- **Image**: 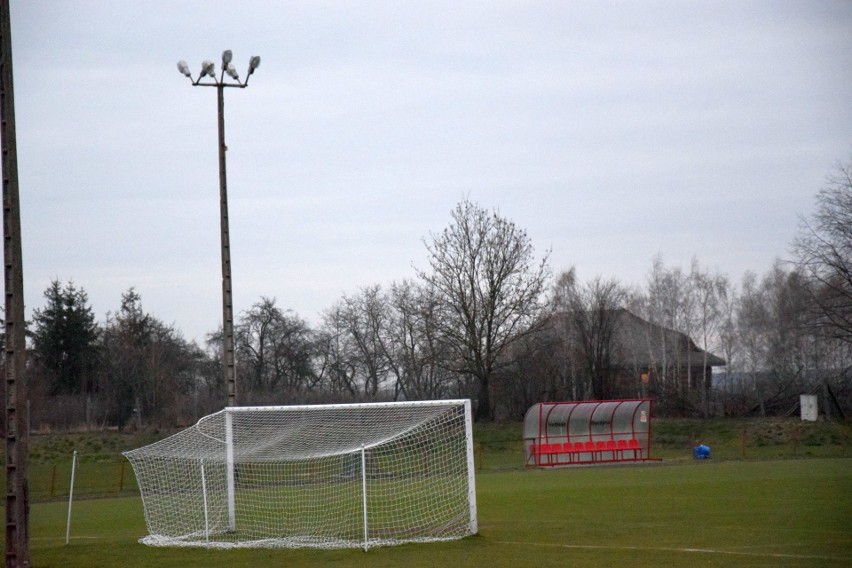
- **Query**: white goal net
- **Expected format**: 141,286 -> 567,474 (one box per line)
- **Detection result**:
123,400 -> 477,550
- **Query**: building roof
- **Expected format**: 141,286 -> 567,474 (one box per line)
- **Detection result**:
546,308 -> 727,368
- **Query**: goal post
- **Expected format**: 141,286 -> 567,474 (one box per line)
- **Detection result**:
224,410 -> 235,532
463,399 -> 478,535
124,400 -> 478,550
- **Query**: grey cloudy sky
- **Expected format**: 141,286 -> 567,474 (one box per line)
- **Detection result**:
9,1 -> 852,342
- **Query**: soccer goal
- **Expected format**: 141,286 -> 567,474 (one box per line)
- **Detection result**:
123,400 -> 478,550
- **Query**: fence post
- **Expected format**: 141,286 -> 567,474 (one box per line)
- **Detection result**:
50,464 -> 57,498
791,425 -> 799,457
118,461 -> 126,492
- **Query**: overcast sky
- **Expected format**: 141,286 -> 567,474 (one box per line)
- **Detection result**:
9,1 -> 852,343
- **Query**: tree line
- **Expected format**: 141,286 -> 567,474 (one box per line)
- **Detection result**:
10,159 -> 852,428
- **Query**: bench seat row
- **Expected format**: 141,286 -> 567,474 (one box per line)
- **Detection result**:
529,438 -> 644,466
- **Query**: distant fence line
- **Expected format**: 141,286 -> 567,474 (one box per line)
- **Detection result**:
31,453 -> 137,502
24,422 -> 852,502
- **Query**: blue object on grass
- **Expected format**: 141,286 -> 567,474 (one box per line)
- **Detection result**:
693,444 -> 710,459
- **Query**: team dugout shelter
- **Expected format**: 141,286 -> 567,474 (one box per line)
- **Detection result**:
524,399 -> 653,467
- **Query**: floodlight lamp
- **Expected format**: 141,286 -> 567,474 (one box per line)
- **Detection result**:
201,60 -> 216,78
225,63 -> 239,81
222,50 -> 233,65
177,60 -> 192,78
248,55 -> 261,75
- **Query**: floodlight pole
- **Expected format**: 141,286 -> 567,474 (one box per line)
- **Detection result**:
215,80 -> 237,408
178,51 -> 260,407
1,1 -> 29,566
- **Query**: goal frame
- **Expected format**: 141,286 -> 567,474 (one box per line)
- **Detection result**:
127,399 -> 478,550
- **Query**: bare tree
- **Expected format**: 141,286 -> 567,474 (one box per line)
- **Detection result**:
737,264 -> 816,416
716,280 -> 741,415
793,157 -> 852,344
418,199 -> 550,421
99,289 -> 198,429
386,280 -> 455,400
236,297 -> 317,401
551,269 -> 626,400
641,257 -> 689,401
315,306 -> 359,399
236,297 -> 280,393
317,287 -> 392,400
633,257 -> 731,414
548,269 -> 584,400
689,260 -> 730,416
341,286 -> 392,399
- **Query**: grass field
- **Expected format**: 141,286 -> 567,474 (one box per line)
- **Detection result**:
21,457 -> 851,567
8,419 -> 852,567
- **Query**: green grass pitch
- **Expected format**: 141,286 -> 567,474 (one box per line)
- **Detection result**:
21,457 -> 851,568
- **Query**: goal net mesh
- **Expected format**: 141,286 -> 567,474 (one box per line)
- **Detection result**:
123,400 -> 476,550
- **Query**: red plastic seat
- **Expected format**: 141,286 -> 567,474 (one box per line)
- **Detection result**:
535,443 -> 547,464
605,440 -> 617,461
564,442 -> 580,462
542,443 -> 558,464
617,439 -> 628,460
583,440 -> 596,462
595,441 -> 607,461
628,438 -> 643,459
553,444 -> 565,463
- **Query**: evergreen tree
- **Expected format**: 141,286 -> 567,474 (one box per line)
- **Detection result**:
31,280 -> 100,395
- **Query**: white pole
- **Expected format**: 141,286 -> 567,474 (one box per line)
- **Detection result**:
463,400 -> 478,535
225,409 -> 236,531
360,446 -> 368,552
200,459 -> 210,544
65,450 -> 78,545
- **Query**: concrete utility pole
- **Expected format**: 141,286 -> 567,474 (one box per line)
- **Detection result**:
177,51 -> 260,407
0,0 -> 29,565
